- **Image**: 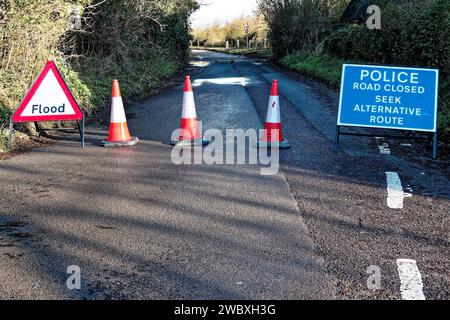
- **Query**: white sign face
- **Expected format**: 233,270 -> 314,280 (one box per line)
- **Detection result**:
12,61 -> 83,123
19,68 -> 77,117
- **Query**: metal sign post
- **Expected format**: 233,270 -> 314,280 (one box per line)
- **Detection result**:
77,117 -> 85,148
433,132 -> 438,159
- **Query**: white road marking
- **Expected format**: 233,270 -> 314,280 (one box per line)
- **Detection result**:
386,172 -> 412,209
379,144 -> 391,155
397,259 -> 426,300
376,137 -> 391,155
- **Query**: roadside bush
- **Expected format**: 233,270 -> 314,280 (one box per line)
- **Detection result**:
74,0 -> 197,65
323,0 -> 450,71
323,26 -> 392,63
193,15 -> 268,48
0,0 -> 85,124
323,0 -> 450,138
258,0 -> 348,58
439,77 -> 450,138
0,106 -> 12,149
0,0 -> 198,149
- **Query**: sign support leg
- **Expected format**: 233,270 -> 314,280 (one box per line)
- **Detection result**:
335,126 -> 341,148
77,118 -> 85,148
82,117 -> 85,148
34,122 -> 40,137
433,132 -> 438,160
7,118 -> 14,150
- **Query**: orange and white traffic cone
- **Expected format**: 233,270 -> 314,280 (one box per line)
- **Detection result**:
103,80 -> 139,147
257,80 -> 290,149
171,76 -> 209,146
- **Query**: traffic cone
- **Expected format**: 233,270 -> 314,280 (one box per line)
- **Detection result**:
257,80 -> 290,149
103,80 -> 139,147
171,76 -> 209,146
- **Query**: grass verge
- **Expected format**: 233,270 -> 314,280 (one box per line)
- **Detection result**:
280,52 -> 344,88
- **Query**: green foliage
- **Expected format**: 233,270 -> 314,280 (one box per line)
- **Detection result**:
258,0 -> 348,58
322,0 -> 450,138
324,0 -> 450,70
265,0 -> 450,140
439,77 -> 450,138
75,0 -> 198,65
323,26 -> 388,62
72,54 -> 177,119
0,107 -> 12,150
204,47 -> 273,59
0,0 -> 85,128
193,15 -> 268,48
281,52 -> 344,87
0,0 -> 197,146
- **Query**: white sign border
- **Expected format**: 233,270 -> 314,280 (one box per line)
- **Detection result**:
337,64 -> 440,133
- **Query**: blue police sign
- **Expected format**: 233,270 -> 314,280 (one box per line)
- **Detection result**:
338,64 -> 439,132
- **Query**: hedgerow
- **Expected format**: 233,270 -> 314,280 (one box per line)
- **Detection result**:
323,0 -> 450,138
0,0 -> 198,149
261,0 -> 450,140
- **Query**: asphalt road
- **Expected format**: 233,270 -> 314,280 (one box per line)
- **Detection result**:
0,50 -> 448,300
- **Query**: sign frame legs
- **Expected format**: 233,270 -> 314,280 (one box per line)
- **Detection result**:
433,99 -> 440,160
77,117 -> 85,148
335,125 -> 438,160
433,132 -> 438,160
7,118 -> 13,150
8,118 -> 85,150
335,125 -> 341,148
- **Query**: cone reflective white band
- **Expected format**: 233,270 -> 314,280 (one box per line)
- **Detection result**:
110,97 -> 127,123
104,79 -> 138,146
266,95 -> 281,123
172,75 -> 208,144
182,92 -> 197,119
258,79 -> 289,147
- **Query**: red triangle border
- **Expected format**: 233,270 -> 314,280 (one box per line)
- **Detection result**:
12,61 -> 84,123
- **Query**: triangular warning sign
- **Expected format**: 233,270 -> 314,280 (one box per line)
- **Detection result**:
12,61 -> 83,123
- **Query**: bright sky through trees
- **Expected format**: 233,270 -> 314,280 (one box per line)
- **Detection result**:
191,0 -> 258,28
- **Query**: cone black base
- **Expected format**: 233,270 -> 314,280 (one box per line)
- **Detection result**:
103,137 -> 139,148
256,139 -> 290,149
